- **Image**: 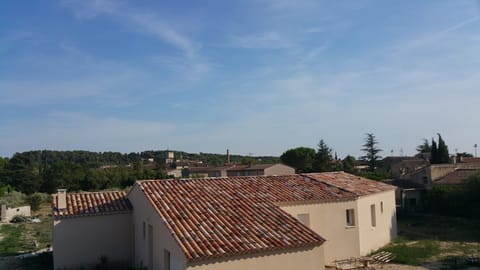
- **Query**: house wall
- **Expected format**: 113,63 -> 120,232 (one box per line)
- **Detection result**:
1,205 -> 31,222
188,245 -> 324,270
356,190 -> 397,255
400,189 -> 423,211
265,164 -> 295,175
280,200 -> 360,263
53,213 -> 132,270
128,186 -> 187,270
227,170 -> 262,176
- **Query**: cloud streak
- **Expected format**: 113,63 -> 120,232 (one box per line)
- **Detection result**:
62,0 -> 199,58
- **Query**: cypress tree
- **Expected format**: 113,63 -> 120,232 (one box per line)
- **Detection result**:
431,138 -> 438,164
437,133 -> 450,164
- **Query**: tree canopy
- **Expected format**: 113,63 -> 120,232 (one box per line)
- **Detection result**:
360,133 -> 382,171
0,150 -> 279,194
416,138 -> 431,154
430,134 -> 450,164
313,140 -> 334,172
280,147 -> 316,173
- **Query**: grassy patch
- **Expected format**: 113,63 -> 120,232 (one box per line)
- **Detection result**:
379,214 -> 480,267
397,214 -> 480,242
380,239 -> 440,265
0,203 -> 52,256
0,224 -> 28,255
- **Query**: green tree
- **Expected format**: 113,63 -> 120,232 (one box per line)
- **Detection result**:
4,154 -> 42,194
342,155 -> 356,173
431,138 -> 438,163
437,134 -> 450,164
280,147 -> 316,173
313,140 -> 333,172
25,193 -> 43,212
430,134 -> 450,164
416,138 -> 431,154
360,133 -> 382,171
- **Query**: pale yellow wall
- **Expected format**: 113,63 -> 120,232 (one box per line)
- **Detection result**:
188,245 -> 324,270
280,200 -> 360,263
265,164 -> 295,175
53,213 -> 132,269
128,186 -> 187,270
356,190 -> 397,255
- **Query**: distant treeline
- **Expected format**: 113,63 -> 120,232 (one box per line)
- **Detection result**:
0,150 -> 279,194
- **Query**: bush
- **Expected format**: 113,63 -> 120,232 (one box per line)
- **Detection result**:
25,193 -> 43,212
0,191 -> 26,208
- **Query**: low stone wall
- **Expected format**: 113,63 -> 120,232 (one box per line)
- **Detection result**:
1,205 -> 31,222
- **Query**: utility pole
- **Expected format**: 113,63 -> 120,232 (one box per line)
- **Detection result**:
475,144 -> 478,158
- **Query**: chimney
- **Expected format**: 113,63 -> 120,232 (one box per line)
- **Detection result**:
227,149 -> 231,165
57,189 -> 67,210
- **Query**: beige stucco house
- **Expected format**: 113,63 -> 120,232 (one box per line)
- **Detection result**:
52,172 -> 396,270
182,163 -> 295,178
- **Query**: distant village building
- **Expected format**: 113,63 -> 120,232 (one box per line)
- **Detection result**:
183,163 -> 295,178
52,172 -> 397,270
386,155 -> 480,211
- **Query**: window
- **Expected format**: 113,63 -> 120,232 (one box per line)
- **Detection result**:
297,213 -> 310,227
346,209 -> 355,226
380,201 -> 384,213
370,204 -> 376,227
164,249 -> 171,270
143,221 -> 146,240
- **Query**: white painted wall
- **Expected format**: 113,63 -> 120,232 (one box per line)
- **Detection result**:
53,213 -> 132,270
128,185 -> 187,270
356,190 -> 397,255
280,200 -> 360,263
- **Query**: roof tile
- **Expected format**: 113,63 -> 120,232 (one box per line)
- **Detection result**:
304,172 -> 396,196
137,175 -> 356,262
52,191 -> 132,218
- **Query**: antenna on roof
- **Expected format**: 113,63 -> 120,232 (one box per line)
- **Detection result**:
226,149 -> 231,165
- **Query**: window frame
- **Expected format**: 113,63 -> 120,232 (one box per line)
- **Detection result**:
346,209 -> 355,227
370,204 -> 377,227
164,249 -> 171,270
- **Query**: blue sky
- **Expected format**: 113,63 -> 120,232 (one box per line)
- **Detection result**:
1,0 -> 480,158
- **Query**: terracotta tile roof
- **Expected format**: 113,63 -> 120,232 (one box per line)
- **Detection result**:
304,172 -> 396,196
52,191 -> 132,218
459,157 -> 480,164
137,175 -> 356,262
434,169 -> 480,185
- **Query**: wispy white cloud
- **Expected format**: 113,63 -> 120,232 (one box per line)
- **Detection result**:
230,32 -> 295,49
394,15 -> 480,53
61,0 -> 199,58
